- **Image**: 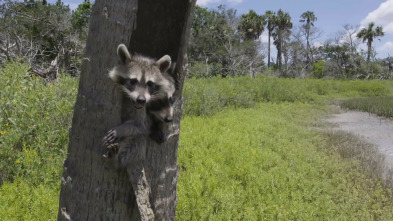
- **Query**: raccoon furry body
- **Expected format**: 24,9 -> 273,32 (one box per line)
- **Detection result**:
103,44 -> 175,164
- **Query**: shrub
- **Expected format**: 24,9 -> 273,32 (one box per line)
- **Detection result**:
0,62 -> 77,185
0,178 -> 58,220
312,60 -> 325,79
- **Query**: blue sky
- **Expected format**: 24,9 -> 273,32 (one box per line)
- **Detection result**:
54,0 -> 393,58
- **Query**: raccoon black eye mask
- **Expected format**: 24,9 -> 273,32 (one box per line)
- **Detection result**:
108,44 -> 173,108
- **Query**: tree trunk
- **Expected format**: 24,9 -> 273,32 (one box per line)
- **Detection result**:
367,39 -> 372,62
57,0 -> 196,220
277,31 -> 282,70
306,28 -> 310,64
267,30 -> 271,68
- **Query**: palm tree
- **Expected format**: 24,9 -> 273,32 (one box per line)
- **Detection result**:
299,11 -> 317,64
356,22 -> 384,61
238,10 -> 266,41
264,10 -> 276,68
273,9 -> 292,70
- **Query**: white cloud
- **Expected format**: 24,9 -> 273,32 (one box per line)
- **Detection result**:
361,0 -> 393,34
379,41 -> 393,52
259,32 -> 269,44
228,0 -> 243,4
197,0 -> 220,6
385,23 -> 393,34
258,32 -> 277,63
196,0 -> 244,6
358,42 -> 368,52
313,41 -> 323,48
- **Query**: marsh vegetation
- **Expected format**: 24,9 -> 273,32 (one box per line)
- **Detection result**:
1,62 -> 393,219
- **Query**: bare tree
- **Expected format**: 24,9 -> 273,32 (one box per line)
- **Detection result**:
286,26 -> 306,77
341,24 -> 360,55
0,0 -> 89,79
57,0 -> 196,220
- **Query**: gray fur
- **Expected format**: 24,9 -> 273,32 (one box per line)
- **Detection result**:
103,44 -> 176,164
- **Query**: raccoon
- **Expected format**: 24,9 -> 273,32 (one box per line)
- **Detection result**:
103,78 -> 176,159
146,88 -> 176,143
103,44 -> 173,148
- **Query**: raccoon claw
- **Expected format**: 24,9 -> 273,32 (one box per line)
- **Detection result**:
150,130 -> 167,144
103,143 -> 120,158
103,129 -> 118,146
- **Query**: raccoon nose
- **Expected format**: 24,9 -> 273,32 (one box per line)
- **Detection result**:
164,116 -> 173,123
136,96 -> 146,104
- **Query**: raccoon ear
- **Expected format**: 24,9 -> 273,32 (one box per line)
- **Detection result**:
117,44 -> 132,64
156,55 -> 171,72
108,67 -> 120,83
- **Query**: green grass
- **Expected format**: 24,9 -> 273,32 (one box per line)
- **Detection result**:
177,103 -> 393,220
341,96 -> 393,118
183,76 -> 392,116
1,62 -> 393,220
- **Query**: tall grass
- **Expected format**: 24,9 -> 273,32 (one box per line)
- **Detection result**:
183,76 -> 392,116
341,96 -> 393,118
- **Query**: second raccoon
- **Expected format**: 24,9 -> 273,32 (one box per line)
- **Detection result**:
147,90 -> 176,144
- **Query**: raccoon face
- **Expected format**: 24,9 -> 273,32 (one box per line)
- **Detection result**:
146,68 -> 176,123
118,77 -> 149,109
144,55 -> 174,98
108,44 -> 172,109
147,95 -> 176,123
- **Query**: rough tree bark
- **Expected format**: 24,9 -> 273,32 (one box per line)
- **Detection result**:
57,0 -> 196,220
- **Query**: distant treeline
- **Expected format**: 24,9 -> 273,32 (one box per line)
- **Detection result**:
188,6 -> 393,79
1,1 -> 392,80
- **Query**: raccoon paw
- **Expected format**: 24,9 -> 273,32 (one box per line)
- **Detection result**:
103,129 -> 118,146
150,129 -> 167,144
103,143 -> 120,159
